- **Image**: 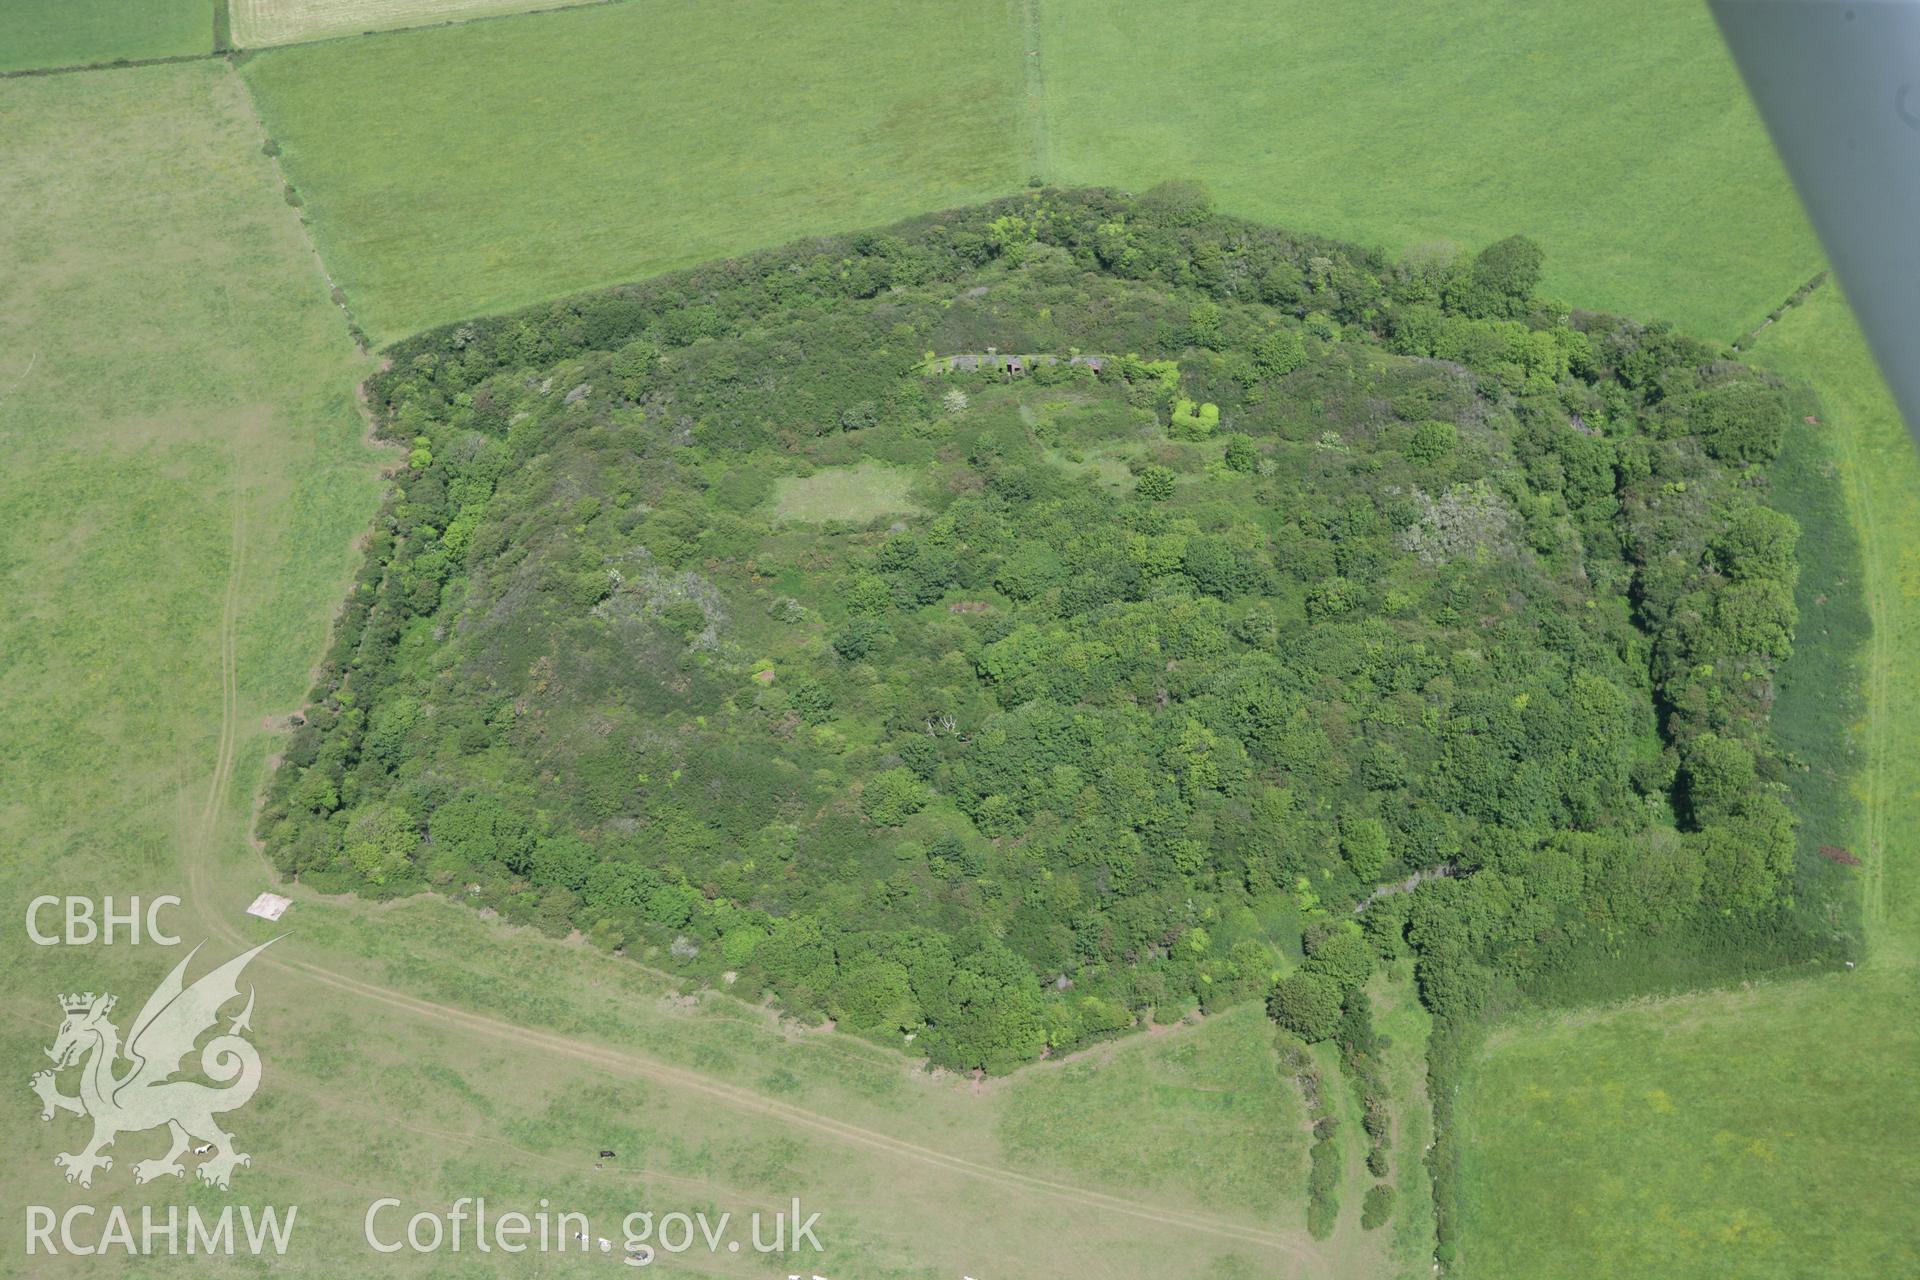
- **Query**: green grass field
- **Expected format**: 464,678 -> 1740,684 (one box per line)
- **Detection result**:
0,55 -> 373,1270
1038,0 -> 1819,342
0,0 -> 214,74
1456,968 -> 1920,1277
240,0 -> 1029,342
238,0 -> 1821,348
1754,290 -> 1920,959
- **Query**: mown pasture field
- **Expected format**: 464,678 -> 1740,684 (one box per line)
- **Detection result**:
240,0 -> 1029,342
998,1004 -> 1308,1219
237,0 -> 1821,347
0,0 -> 213,73
231,0 -> 599,49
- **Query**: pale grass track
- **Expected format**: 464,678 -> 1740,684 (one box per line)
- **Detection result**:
196,479 -> 245,842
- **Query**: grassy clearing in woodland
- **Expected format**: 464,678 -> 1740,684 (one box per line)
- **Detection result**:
0,0 -> 214,73
768,461 -> 924,526
240,0 -> 1028,342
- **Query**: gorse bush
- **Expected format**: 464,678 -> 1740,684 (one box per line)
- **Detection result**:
1361,1182 -> 1396,1231
258,186 -> 1827,1075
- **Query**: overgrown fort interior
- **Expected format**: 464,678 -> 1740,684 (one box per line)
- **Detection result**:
4,3 -> 1915,1279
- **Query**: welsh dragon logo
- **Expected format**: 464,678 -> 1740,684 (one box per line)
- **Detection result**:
30,939 -> 277,1190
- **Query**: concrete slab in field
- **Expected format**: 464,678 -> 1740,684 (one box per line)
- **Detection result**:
245,892 -> 292,922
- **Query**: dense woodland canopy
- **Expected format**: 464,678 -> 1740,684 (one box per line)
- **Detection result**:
260,186 -> 1827,1079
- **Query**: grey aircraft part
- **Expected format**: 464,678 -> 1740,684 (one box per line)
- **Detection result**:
1711,0 -> 1920,442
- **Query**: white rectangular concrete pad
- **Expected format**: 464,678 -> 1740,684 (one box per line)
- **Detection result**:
245,892 -> 292,922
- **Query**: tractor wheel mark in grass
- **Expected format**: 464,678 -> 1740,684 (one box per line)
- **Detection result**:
195,484 -> 245,842
1018,0 -> 1052,183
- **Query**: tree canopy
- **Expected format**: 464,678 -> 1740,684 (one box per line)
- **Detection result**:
257,187 -> 1825,1073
